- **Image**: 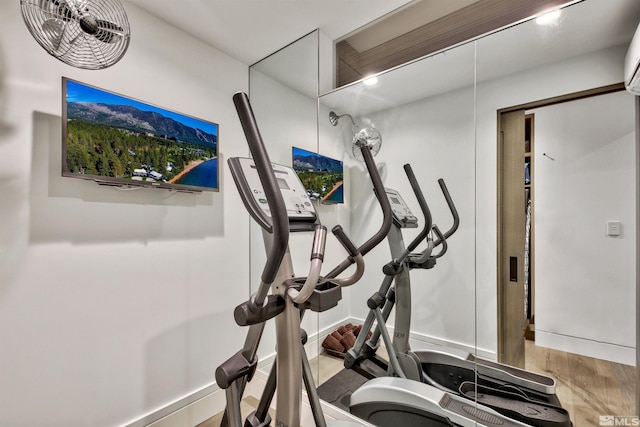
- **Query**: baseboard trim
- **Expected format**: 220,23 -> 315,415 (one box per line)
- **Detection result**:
123,318 -> 351,427
409,329 -> 497,361
141,358 -> 366,427
347,316 -> 495,361
536,329 -> 636,366
123,316 -> 486,427
121,382 -> 222,427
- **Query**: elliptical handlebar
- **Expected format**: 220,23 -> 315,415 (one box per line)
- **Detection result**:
431,225 -> 448,259
325,144 -> 393,280
233,92 -> 289,296
389,173 -> 458,271
403,164 -> 433,254
332,225 -> 359,257
384,164 -> 434,272
288,225 -> 327,304
325,225 -> 365,287
357,145 -> 393,257
433,178 -> 459,248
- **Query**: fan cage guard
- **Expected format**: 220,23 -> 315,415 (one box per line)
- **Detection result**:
20,0 -> 131,70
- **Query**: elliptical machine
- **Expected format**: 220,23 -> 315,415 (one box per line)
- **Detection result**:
345,164 -> 572,427
215,92 -> 394,427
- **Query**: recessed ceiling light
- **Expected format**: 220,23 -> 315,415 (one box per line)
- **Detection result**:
536,9 -> 561,25
363,76 -> 378,86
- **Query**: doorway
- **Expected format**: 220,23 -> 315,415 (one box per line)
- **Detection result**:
497,83 -> 637,421
497,82 -> 633,367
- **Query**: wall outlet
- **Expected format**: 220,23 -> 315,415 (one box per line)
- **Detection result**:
607,220 -> 622,237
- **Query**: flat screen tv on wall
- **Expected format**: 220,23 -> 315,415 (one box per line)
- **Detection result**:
292,146 -> 344,204
62,77 -> 219,192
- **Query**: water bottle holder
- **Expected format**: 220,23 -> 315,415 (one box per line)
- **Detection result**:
286,278 -> 342,312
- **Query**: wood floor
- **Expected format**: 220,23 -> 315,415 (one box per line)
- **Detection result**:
196,395 -> 263,427
196,355 -> 345,427
524,340 -> 636,426
198,342 -> 636,426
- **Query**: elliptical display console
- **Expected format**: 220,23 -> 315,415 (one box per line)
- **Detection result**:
386,188 -> 418,229
229,157 -> 317,232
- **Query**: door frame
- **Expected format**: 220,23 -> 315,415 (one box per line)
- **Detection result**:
496,82 -> 626,364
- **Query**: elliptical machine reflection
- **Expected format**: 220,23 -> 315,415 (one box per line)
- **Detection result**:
345,164 -> 572,427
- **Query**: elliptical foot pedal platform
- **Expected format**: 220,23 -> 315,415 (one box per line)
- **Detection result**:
458,382 -> 572,427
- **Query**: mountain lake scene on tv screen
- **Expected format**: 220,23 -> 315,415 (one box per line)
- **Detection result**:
64,80 -> 218,190
292,147 -> 343,203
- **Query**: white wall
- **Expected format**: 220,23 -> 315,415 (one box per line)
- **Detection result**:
532,91 -> 636,365
0,2 -> 251,426
343,63 -> 479,354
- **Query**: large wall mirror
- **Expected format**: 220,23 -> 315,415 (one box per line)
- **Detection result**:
248,31 -> 324,379
248,30 -> 355,391
474,0 -> 638,422
316,35 -> 478,413
248,0 -> 639,424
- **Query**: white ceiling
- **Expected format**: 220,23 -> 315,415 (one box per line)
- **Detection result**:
123,0 -> 640,115
124,0 -> 416,65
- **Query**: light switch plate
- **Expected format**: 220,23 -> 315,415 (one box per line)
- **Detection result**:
607,220 -> 622,236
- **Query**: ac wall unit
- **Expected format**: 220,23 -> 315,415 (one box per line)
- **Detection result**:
625,22 -> 640,95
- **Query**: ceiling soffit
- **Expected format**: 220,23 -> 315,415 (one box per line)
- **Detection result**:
336,0 -> 575,87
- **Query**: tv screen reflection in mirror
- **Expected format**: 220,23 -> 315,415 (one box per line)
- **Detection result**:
292,146 -> 344,204
62,77 -> 219,192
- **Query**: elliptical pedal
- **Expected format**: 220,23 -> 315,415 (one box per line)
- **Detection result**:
459,382 -> 572,427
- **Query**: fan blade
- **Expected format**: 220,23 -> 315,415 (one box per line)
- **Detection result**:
42,18 -> 66,50
94,20 -> 124,44
38,0 -> 75,21
86,36 -> 109,67
60,0 -> 79,15
57,31 -> 82,59
73,0 -> 96,21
